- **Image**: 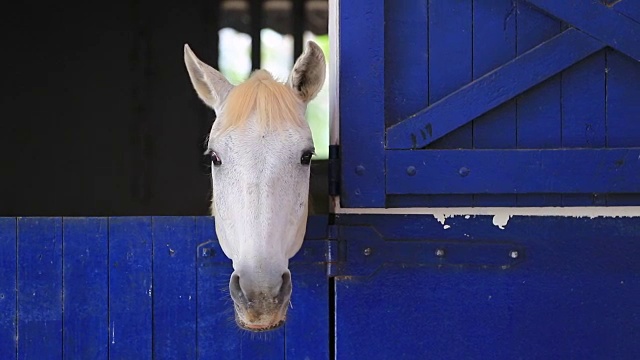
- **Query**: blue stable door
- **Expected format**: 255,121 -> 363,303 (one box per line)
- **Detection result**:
334,1 -> 640,359
339,0 -> 640,208
0,216 -> 331,360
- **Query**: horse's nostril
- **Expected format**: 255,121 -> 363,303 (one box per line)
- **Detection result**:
278,271 -> 292,300
229,273 -> 245,303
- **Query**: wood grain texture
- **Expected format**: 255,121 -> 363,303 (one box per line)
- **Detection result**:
152,217 -> 197,360
472,0 -> 518,206
387,29 -> 604,150
339,0 -> 386,207
62,218 -> 108,359
527,0 -> 640,61
387,149 -> 640,195
108,217 -> 152,360
17,218 -> 62,360
0,218 -> 16,360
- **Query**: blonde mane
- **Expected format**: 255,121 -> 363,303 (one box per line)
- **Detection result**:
218,70 -> 304,133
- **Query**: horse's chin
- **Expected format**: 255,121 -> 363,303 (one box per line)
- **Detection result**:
236,317 -> 285,332
233,302 -> 289,332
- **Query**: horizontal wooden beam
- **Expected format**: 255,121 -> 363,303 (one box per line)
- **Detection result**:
386,29 -> 604,150
527,0 -> 640,61
386,148 -> 640,194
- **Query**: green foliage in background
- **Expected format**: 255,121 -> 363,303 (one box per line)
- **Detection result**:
219,30 -> 330,159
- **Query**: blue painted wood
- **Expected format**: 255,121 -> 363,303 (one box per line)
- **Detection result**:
341,226 -> 525,277
386,149 -> 640,194
287,218 -> 330,358
527,0 -> 640,61
427,0 -> 472,150
386,29 -> 604,150
339,0 -> 385,207
341,1 -> 639,207
384,0 -> 428,127
472,0 -> 517,207
108,217 -> 152,360
17,218 -> 62,360
614,1 -> 640,23
515,2 -> 563,206
606,49 -> 640,206
561,52 -> 606,206
195,217 -> 239,357
152,217 -> 197,360
0,218 -> 16,360
335,215 -> 640,359
424,0 -> 474,207
62,218 -> 108,359
286,242 -> 330,359
0,217 -> 330,359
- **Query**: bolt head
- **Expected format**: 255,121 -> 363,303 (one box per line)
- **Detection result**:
363,247 -> 372,256
435,248 -> 446,257
509,250 -> 519,259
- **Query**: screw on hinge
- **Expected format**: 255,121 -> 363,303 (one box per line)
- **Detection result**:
363,247 -> 373,256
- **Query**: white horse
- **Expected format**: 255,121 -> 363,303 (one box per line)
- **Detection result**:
184,41 -> 326,332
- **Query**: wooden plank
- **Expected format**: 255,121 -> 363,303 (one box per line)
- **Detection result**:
561,52 -> 606,205
108,217 -> 152,360
152,217 -> 197,360
386,29 -> 604,150
0,218 -> 16,360
613,1 -> 640,23
17,218 -> 62,360
285,217 -> 330,358
516,2 -> 563,206
62,218 -> 108,359
284,263 -> 329,359
339,0 -> 386,207
472,0 -> 517,206
195,217 -> 233,356
527,0 -> 640,61
423,0 -> 474,207
384,0 -> 428,126
334,215 -> 640,359
606,50 -> 640,205
386,149 -> 640,195
428,0 -> 472,149
195,217 -> 239,358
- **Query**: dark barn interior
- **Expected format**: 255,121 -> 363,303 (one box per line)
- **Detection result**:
0,0 -> 329,216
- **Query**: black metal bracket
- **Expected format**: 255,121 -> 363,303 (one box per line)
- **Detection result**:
328,145 -> 341,197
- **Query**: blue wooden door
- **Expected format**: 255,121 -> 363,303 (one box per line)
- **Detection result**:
334,0 -> 640,358
339,0 -> 640,208
333,215 -> 640,359
0,216 -> 330,359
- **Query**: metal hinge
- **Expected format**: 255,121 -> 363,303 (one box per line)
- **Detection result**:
328,145 -> 340,197
325,215 -> 343,277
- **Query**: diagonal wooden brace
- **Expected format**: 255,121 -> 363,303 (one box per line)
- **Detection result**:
386,29 -> 604,150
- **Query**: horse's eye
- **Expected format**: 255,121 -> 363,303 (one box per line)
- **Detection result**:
209,151 -> 222,166
300,150 -> 314,165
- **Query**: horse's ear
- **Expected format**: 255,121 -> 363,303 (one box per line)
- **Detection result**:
184,44 -> 234,112
288,41 -> 326,103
